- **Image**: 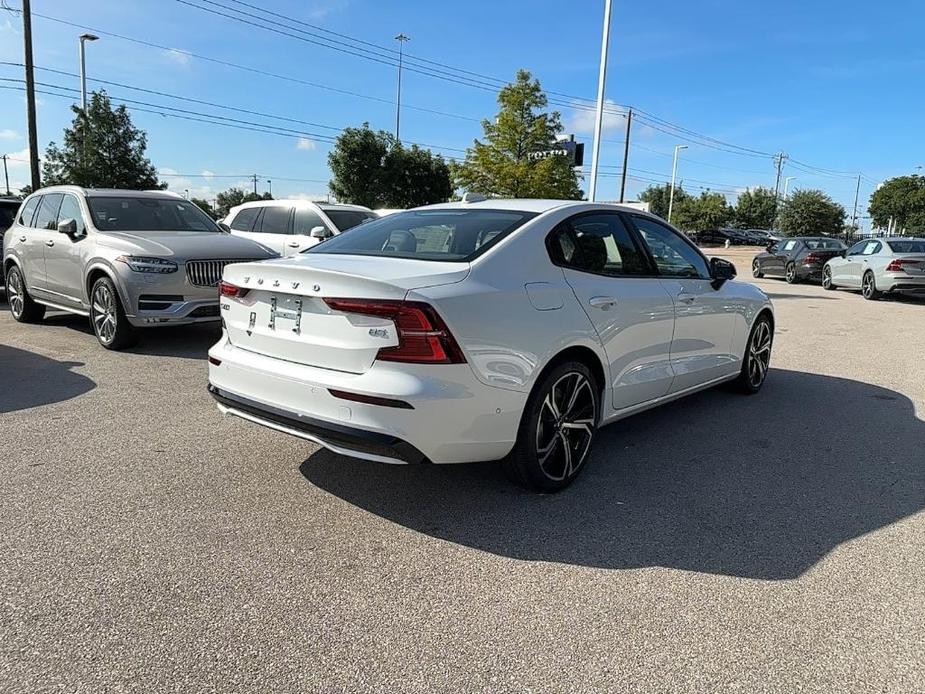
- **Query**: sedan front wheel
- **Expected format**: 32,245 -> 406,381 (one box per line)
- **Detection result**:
822,266 -> 837,290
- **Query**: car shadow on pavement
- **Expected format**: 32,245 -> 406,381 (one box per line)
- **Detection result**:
760,292 -> 839,301
0,344 -> 96,413
300,369 -> 924,581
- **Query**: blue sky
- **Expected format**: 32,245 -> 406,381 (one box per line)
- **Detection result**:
1,0 -> 922,228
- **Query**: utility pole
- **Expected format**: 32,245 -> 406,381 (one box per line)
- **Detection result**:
1,154 -> 10,195
667,144 -> 687,224
251,174 -> 258,195
850,173 -> 861,242
771,152 -> 787,229
587,0 -> 612,202
78,33 -> 99,111
618,108 -> 632,203
267,179 -> 272,196
22,0 -> 40,191
394,33 -> 410,141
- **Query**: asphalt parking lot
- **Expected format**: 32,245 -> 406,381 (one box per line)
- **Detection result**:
1,248 -> 923,693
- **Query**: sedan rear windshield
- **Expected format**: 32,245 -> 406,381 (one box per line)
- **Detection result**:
87,197 -> 220,233
305,209 -> 538,261
804,238 -> 846,250
887,240 -> 925,253
321,208 -> 377,232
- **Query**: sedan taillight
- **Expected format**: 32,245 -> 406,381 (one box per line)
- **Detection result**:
219,281 -> 249,298
323,298 -> 466,364
885,259 -> 922,272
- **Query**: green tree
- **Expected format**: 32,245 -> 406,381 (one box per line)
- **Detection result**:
214,187 -> 272,219
41,91 -> 163,190
732,186 -> 777,229
777,189 -> 845,236
638,183 -> 689,220
328,124 -> 452,208
868,175 -> 925,233
452,70 -> 582,199
191,197 -> 217,219
673,191 -> 732,231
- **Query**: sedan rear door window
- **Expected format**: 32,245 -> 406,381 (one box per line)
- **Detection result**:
630,215 -> 710,279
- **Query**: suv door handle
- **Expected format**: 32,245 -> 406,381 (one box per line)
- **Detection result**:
287,242 -> 300,248
45,240 -> 55,247
19,235 -> 26,242
588,296 -> 617,310
677,292 -> 697,304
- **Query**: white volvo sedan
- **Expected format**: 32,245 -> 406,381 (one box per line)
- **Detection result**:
208,200 -> 774,491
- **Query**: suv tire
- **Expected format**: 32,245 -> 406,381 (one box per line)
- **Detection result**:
89,276 -> 138,350
5,265 -> 46,323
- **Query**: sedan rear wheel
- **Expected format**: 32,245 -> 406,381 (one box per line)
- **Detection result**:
861,271 -> 882,300
822,265 -> 837,290
735,314 -> 773,394
90,276 -> 138,350
5,265 -> 46,323
785,262 -> 798,284
504,361 -> 598,493
752,259 -> 764,278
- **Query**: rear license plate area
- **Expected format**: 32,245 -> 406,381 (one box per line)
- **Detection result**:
268,295 -> 303,334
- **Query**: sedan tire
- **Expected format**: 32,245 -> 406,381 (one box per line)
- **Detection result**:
735,314 -> 773,394
503,361 -> 599,493
785,262 -> 799,284
861,271 -> 882,301
5,265 -> 46,323
822,265 -> 837,290
89,276 -> 138,350
752,259 -> 764,278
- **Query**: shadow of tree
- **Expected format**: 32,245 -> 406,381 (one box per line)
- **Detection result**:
0,344 -> 96,413
300,369 -> 924,580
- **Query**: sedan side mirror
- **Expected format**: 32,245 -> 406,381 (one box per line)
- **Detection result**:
57,218 -> 78,236
710,257 -> 737,284
310,225 -> 333,239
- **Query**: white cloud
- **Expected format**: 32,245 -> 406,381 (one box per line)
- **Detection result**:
163,48 -> 192,66
200,170 -> 215,180
3,147 -> 33,194
0,129 -> 19,140
567,99 -> 628,136
296,137 -> 316,151
290,191 -> 330,202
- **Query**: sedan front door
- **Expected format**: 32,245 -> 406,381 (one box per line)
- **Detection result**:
629,214 -> 739,393
550,212 -> 676,411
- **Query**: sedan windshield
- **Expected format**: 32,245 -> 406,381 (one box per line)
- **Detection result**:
887,240 -> 925,253
306,209 -> 538,261
87,197 -> 220,233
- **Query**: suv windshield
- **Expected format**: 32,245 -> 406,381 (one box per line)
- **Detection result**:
306,209 -> 538,261
321,208 -> 377,232
87,197 -> 219,233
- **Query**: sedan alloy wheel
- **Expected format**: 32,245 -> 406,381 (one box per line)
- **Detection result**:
535,371 -> 597,483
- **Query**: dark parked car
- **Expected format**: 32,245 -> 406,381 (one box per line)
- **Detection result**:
752,237 -> 847,283
0,197 -> 20,236
696,228 -> 750,246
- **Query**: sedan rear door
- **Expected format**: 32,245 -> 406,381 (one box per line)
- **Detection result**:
550,212 -> 676,411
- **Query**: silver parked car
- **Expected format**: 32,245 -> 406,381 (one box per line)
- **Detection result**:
822,237 -> 925,299
3,186 -> 276,349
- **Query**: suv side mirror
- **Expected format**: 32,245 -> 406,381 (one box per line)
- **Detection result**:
218,221 -> 231,233
310,225 -> 332,239
710,257 -> 736,284
57,218 -> 78,236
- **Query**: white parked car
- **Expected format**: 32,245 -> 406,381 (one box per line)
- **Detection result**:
223,200 -> 376,256
208,199 -> 774,491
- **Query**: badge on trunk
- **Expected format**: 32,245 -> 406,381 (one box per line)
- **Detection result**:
247,311 -> 256,336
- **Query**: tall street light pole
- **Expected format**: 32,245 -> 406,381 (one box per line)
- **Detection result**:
79,33 -> 99,111
22,0 -> 40,190
394,33 -> 410,141
587,0 -> 612,202
667,144 -> 687,224
784,176 -> 797,197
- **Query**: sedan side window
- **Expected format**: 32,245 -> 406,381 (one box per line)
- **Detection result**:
17,197 -> 40,227
56,195 -> 86,235
548,213 -> 650,277
32,193 -> 64,231
862,241 -> 881,255
847,241 -> 867,256
631,215 -> 710,279
781,240 -> 798,252
258,206 -> 292,234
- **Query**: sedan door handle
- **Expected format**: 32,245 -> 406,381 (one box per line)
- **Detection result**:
287,242 -> 300,248
45,240 -> 55,247
19,235 -> 26,242
677,292 -> 696,304
588,296 -> 618,310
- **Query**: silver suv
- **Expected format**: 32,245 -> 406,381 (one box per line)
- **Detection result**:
3,186 -> 276,349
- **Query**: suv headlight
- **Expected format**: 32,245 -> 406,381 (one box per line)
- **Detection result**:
115,256 -> 178,273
